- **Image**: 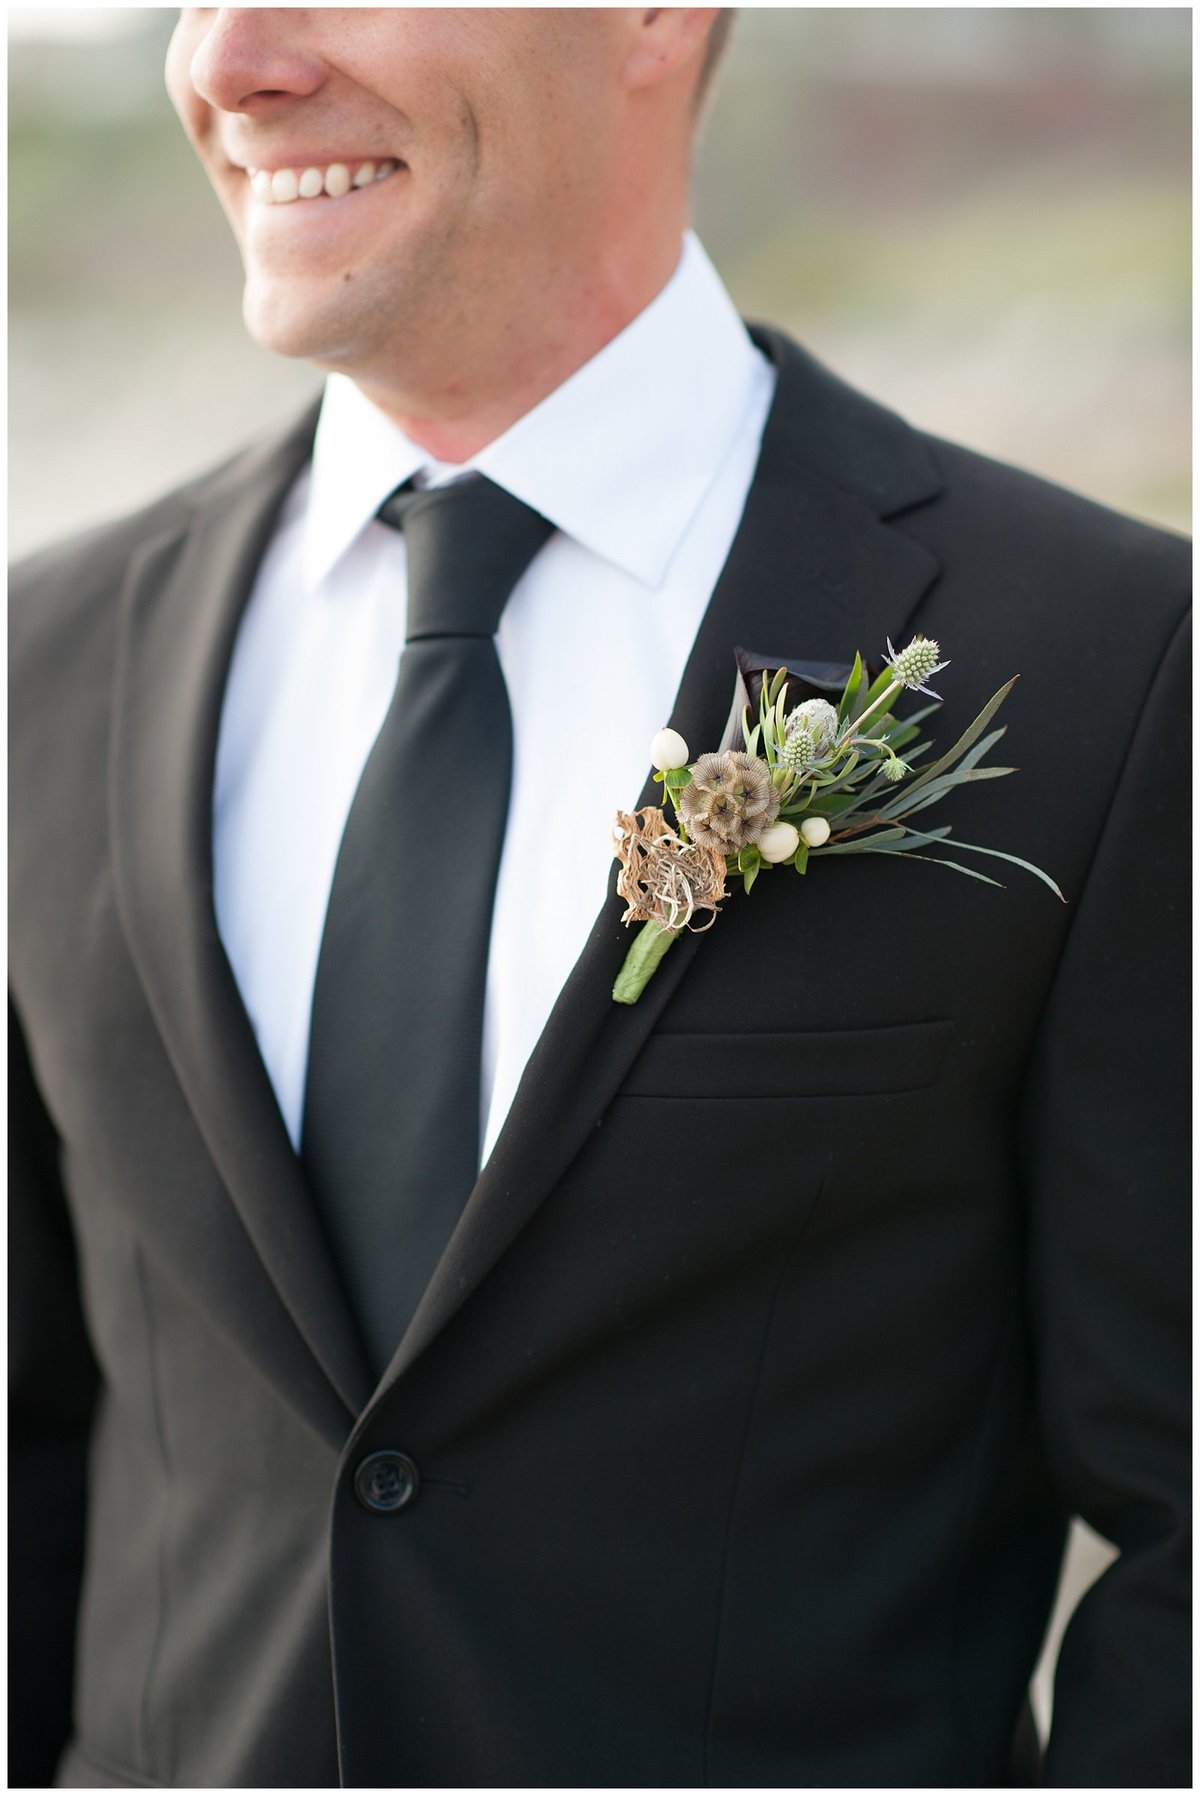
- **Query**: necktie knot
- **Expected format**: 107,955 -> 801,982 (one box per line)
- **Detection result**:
379,474 -> 554,640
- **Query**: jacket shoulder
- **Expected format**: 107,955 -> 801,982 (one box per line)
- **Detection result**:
753,324 -> 1188,636
9,402 -> 320,669
898,434 -> 1192,675
913,429 -> 1189,630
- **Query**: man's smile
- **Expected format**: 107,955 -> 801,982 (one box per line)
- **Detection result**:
242,157 -> 403,204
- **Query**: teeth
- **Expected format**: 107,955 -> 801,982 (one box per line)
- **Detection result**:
250,159 -> 398,204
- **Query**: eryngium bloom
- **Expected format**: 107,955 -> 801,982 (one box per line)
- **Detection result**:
780,728 -> 815,773
883,634 -> 949,699
613,808 -> 727,931
678,750 -> 780,853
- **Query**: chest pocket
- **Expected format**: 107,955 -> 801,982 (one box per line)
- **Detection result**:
620,1019 -> 954,1100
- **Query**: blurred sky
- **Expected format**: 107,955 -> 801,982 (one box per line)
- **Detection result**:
9,8 -> 1189,557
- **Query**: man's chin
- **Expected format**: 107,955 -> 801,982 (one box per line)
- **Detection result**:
240,279 -> 369,367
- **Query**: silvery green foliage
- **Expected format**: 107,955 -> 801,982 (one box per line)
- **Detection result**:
736,640 -> 1063,899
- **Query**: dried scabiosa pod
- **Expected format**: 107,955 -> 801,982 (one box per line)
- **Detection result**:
677,750 -> 780,853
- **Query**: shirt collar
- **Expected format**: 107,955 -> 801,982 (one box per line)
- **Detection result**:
301,231 -> 770,594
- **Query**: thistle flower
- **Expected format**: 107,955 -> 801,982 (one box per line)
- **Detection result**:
780,728 -> 815,773
882,756 -> 910,784
678,750 -> 780,854
882,635 -> 949,699
784,697 -> 839,755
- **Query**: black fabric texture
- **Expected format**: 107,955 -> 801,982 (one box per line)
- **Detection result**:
8,328 -> 1190,1788
301,476 -> 554,1376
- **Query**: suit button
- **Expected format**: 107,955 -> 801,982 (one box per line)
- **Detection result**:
354,1450 -> 420,1513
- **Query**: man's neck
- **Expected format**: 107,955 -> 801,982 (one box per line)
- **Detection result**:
346,229 -> 686,465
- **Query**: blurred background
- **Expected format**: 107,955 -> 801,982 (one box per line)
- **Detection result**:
9,7 -> 1189,560
7,2 -> 1190,1744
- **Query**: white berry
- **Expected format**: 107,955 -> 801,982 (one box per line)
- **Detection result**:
758,821 -> 801,864
800,816 -> 831,847
650,727 -> 689,772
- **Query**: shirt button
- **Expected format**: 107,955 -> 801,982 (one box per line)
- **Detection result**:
353,1450 -> 420,1513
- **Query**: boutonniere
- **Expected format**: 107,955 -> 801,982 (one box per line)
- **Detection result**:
611,635 -> 1064,1004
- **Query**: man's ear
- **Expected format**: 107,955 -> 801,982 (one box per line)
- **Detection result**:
620,8 -> 722,96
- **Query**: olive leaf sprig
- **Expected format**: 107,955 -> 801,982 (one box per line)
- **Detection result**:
611,636 -> 1064,1005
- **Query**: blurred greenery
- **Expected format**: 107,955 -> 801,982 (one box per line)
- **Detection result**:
9,7 -> 1190,555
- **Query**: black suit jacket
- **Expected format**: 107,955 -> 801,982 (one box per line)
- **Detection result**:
9,327 -> 1190,1788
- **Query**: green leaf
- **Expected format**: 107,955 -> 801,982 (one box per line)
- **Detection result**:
852,823 -> 954,850
883,824 -> 953,850
872,848 -> 1006,887
766,665 -> 789,708
837,652 -> 865,724
882,764 -> 1016,822
737,842 -> 762,894
792,838 -> 809,874
896,681 -> 1018,801
876,725 -> 1012,819
818,825 -> 911,853
808,750 -> 861,798
882,701 -> 941,748
663,765 -> 694,793
799,790 -> 875,819
902,826 -> 1066,900
862,664 -> 899,709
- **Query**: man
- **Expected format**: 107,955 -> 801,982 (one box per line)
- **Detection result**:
9,8 -> 1188,1789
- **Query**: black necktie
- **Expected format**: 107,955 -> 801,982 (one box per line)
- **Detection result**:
300,474 -> 554,1377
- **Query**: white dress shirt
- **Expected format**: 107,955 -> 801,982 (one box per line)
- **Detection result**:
213,231 -> 776,1167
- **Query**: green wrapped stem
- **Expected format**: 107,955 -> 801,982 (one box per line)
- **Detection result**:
612,919 -> 679,1005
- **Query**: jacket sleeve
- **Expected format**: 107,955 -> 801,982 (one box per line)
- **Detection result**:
1019,605 -> 1191,1786
8,997 -> 101,1787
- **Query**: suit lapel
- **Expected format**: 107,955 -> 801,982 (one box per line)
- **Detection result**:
385,328 -> 945,1382
109,330 -> 945,1415
109,403 -> 376,1427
